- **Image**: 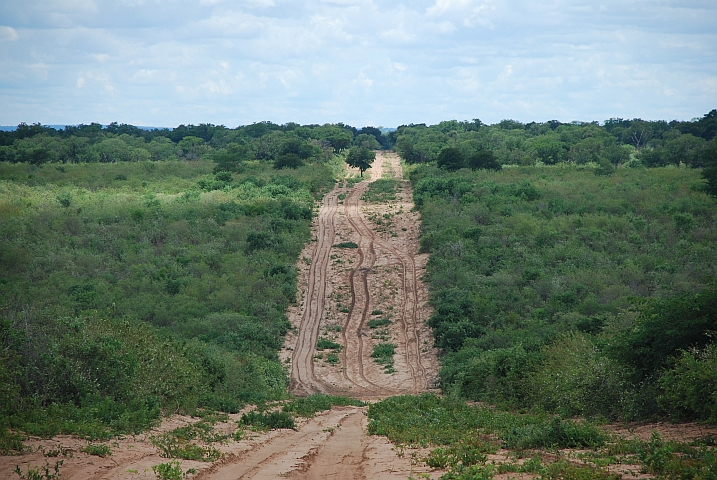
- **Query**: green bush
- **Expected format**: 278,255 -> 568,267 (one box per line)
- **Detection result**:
658,343 -> 717,422
240,410 -> 295,430
527,332 -> 626,418
316,338 -> 342,351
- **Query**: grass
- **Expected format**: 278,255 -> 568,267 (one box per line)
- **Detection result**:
149,416 -> 231,462
371,343 -> 396,373
316,337 -> 343,351
361,178 -> 400,203
368,394 -> 717,479
334,241 -> 358,248
367,317 -> 391,329
239,410 -> 296,430
80,443 -> 111,457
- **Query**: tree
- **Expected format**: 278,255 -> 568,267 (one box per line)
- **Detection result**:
467,150 -> 501,171
345,146 -> 375,176
702,139 -> 717,196
274,153 -> 303,169
354,133 -> 381,150
436,147 -> 465,171
213,142 -> 251,173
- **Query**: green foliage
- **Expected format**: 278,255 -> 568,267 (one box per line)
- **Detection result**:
345,146 -> 375,176
371,343 -> 396,372
367,317 -> 391,329
368,394 -> 605,450
316,337 -> 343,351
81,443 -> 111,457
527,332 -> 626,418
437,147 -> 466,171
240,410 -> 296,430
0,426 -> 25,455
637,432 -> 717,479
334,241 -> 358,248
703,138 -> 717,196
282,394 -> 363,418
151,420 -> 225,462
410,164 -> 717,420
609,284 -> 717,380
467,149 -> 501,171
0,128 -> 336,438
500,416 -> 605,450
274,153 -> 304,170
361,178 -> 399,202
539,461 -> 622,480
152,460 -> 190,480
658,343 -> 717,422
13,461 -> 63,480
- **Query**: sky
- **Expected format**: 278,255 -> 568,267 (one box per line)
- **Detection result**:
0,0 -> 715,128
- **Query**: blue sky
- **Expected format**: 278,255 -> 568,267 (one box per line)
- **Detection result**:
1,0 -> 715,128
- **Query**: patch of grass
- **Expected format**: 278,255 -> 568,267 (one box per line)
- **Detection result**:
12,461 -> 63,480
637,431 -> 717,479
370,310 -> 383,315
316,337 -> 343,351
282,394 -> 364,418
500,416 -> 606,450
152,460 -> 195,480
240,410 -> 296,430
371,343 -> 396,373
325,353 -> 340,365
150,421 -> 225,462
367,317 -> 391,329
334,241 -> 358,248
0,427 -> 25,455
81,443 -> 111,457
361,178 -> 400,203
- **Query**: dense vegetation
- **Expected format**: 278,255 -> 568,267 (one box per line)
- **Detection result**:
0,121 -> 390,449
369,394 -> 717,479
396,110 -> 717,423
391,110 -> 717,170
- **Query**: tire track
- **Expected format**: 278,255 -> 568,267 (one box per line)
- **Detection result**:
289,187 -> 341,396
196,408 -> 357,480
289,152 -> 433,398
341,153 -> 429,394
341,183 -> 382,395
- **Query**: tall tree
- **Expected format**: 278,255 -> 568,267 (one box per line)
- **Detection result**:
345,146 -> 375,176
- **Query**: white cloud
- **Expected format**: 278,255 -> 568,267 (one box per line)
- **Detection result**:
0,0 -> 714,126
0,26 -> 19,41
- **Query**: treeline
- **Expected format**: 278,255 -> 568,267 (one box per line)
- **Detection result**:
408,151 -> 717,421
392,110 -> 717,172
0,123 -> 350,449
0,121 -> 391,166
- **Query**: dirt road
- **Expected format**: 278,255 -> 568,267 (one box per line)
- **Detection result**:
285,151 -> 438,399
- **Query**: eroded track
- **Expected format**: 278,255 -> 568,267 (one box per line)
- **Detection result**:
286,152 -> 438,399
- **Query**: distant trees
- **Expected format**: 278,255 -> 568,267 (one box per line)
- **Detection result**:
467,150 -> 501,171
437,147 -> 465,171
702,139 -> 717,196
345,146 -> 375,176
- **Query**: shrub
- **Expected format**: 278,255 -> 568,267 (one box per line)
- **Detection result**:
609,284 -> 717,380
658,343 -> 717,422
527,332 -> 626,418
240,410 -> 295,430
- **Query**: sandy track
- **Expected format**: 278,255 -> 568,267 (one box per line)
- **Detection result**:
289,187 -> 341,396
286,151 -> 438,399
